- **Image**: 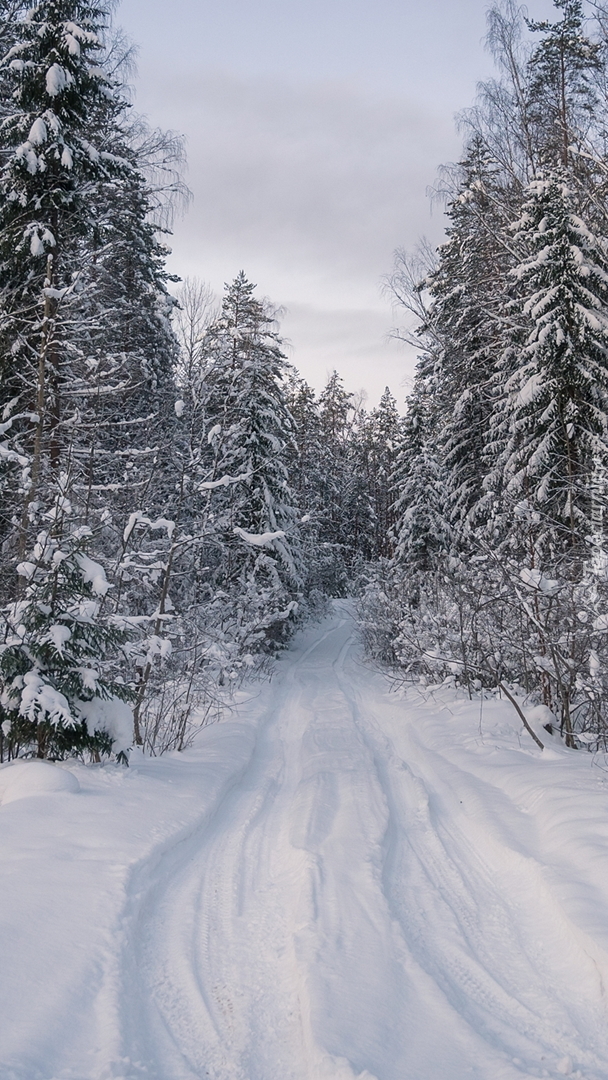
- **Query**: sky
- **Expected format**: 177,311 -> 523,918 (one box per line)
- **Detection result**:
117,0 -> 557,408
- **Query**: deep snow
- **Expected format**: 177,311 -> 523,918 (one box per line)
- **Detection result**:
2,605 -> 608,1079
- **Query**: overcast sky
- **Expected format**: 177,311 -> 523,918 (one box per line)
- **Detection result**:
117,0 -> 556,407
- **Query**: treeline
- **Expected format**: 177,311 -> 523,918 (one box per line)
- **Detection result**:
0,0 -> 405,761
362,0 -> 608,749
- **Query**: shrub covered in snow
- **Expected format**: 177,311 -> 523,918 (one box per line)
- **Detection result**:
0,528 -> 133,761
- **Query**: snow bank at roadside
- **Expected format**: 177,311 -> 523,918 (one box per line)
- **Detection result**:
0,759 -> 80,804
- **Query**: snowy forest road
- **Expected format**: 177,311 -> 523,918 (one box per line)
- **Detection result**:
4,605 -> 608,1080
114,606 -> 608,1080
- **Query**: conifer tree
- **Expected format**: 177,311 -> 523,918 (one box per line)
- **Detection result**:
526,0 -> 602,168
196,273 -> 301,650
392,388 -> 449,574
0,505 -> 133,760
424,141 -> 511,535
0,0 -> 184,753
0,0 -> 173,560
367,387 -> 402,557
493,171 -> 608,563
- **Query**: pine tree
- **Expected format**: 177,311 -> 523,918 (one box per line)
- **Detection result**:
424,141 -> 512,536
0,1 -> 185,752
526,0 -> 602,168
0,0 -> 161,560
493,170 -> 608,562
392,388 -> 449,575
196,273 -> 301,650
285,372 -> 322,522
314,371 -> 357,592
0,503 -> 133,760
366,388 -> 402,557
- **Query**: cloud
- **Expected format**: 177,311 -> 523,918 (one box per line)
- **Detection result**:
145,71 -> 458,298
279,301 -> 417,407
136,69 -> 459,402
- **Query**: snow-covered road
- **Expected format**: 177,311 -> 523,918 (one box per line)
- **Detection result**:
3,605 -> 608,1079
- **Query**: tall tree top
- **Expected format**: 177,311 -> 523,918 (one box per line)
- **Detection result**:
526,0 -> 602,166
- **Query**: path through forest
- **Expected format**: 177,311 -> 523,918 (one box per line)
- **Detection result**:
2,605 -> 608,1079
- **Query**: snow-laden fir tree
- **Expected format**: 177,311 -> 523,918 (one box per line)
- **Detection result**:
491,170 -> 608,564
314,371 -> 357,594
392,386 -> 449,575
0,488 -> 133,760
349,387 -> 401,561
284,371 -> 335,599
423,140 -> 512,537
196,273 -> 302,651
0,0 -> 154,561
368,388 -> 402,556
0,0 -> 186,754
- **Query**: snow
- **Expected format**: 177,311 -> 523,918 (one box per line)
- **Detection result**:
77,696 -> 134,754
45,622 -> 72,653
29,230 -> 45,255
4,605 -> 608,1078
516,371 -> 544,406
199,470 -> 250,490
233,525 -> 286,546
65,33 -> 81,57
77,552 -> 111,596
520,565 -> 560,595
28,118 -> 47,145
45,63 -> 70,97
0,760 -> 80,805
19,670 -> 73,727
123,512 -> 175,543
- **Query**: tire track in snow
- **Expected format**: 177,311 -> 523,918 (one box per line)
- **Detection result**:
110,605 -> 608,1080
115,615 -> 358,1080
335,643 -> 608,1080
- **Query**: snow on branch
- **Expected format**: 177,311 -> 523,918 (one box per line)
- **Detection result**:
233,527 -> 286,548
199,471 -> 251,491
123,512 -> 176,543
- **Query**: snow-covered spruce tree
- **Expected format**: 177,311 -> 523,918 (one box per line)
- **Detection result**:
75,153 -> 181,524
313,370 -> 357,595
0,0 -> 186,754
423,140 -> 513,538
494,171 -> 608,560
195,273 -> 302,652
478,169 -> 608,741
0,0 -> 141,562
365,387 -> 402,559
284,371 -> 333,603
357,377 -> 450,671
392,384 -> 450,577
284,372 -> 322,524
0,497 -> 133,761
343,413 -> 375,565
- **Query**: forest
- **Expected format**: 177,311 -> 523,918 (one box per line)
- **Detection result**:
1,0 -> 608,760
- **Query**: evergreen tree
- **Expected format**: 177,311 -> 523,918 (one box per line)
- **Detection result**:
196,273 -> 301,650
424,141 -> 512,535
367,387 -> 402,557
492,170 -> 608,564
526,0 -> 602,168
0,0 -> 177,562
314,371 -> 356,593
0,507 -> 133,760
392,388 -> 449,575
0,0 -> 184,753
